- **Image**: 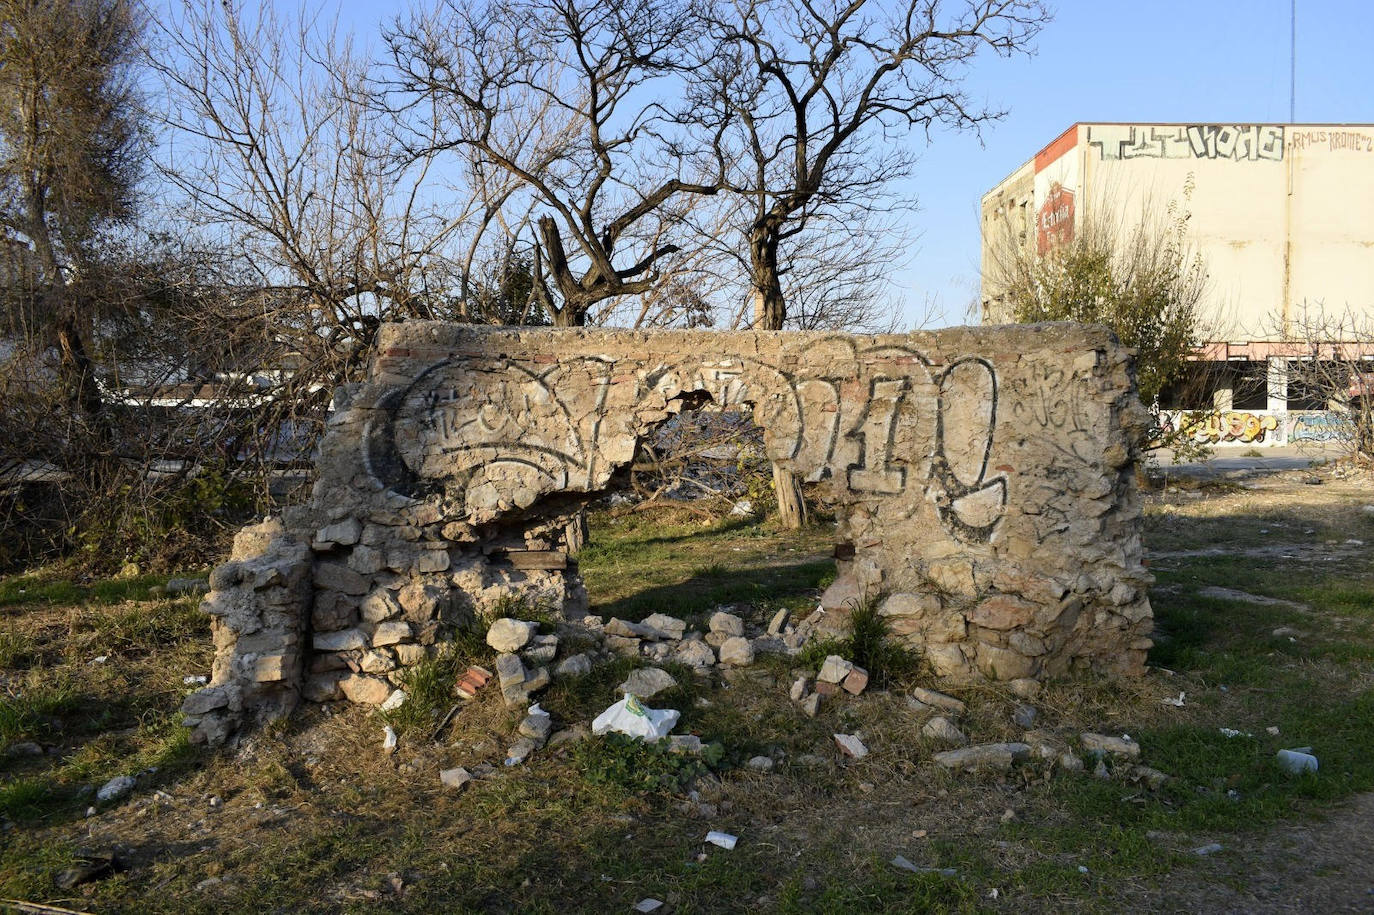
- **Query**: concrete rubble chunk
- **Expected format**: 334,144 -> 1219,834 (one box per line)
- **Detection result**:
789,676 -> 810,702
618,667 -> 678,700
922,716 -> 967,745
717,636 -> 755,667
494,653 -> 527,688
1080,732 -> 1141,758
801,693 -> 822,718
315,518 -> 361,546
339,674 -> 392,705
910,687 -> 966,714
486,618 -> 538,653
707,610 -> 745,637
932,742 -> 1031,771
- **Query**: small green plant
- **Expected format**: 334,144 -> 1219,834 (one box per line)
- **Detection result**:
847,600 -> 920,688
572,732 -> 715,793
384,650 -> 469,735
489,592 -> 559,630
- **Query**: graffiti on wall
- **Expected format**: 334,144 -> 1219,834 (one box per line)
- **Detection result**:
1088,125 -> 1284,162
1289,129 -> 1374,153
1176,411 -> 1280,444
364,339 -> 1009,544
1036,183 -> 1074,253
1289,411 -> 1354,443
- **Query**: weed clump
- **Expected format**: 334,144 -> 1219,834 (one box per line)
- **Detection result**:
573,732 -> 720,794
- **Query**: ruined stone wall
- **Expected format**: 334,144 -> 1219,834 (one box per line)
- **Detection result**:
183,322 -> 1154,744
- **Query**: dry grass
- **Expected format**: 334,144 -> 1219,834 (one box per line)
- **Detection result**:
1,478 -> 1372,912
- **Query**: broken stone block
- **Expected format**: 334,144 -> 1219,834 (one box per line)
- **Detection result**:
339,674 -> 391,705
360,588 -> 403,624
932,742 -> 1031,771
252,653 -> 291,682
1080,732 -> 1141,758
181,685 -> 231,717
315,518 -> 361,547
767,608 -> 790,635
523,666 -> 551,694
789,676 -> 810,702
518,709 -> 553,743
641,613 -> 687,640
313,628 -> 367,652
359,650 -> 396,674
313,561 -> 368,596
303,672 -> 344,702
372,621 -> 411,646
1008,677 -> 1042,700
555,653 -> 592,678
717,636 -> 755,667
817,654 -> 853,684
394,643 -> 427,666
618,667 -> 678,700
707,610 -> 744,637
494,653 -> 526,688
487,618 -> 538,652
841,665 -> 869,695
910,687 -> 966,714
921,716 -> 967,745
833,733 -> 868,759
440,767 -> 472,790
801,693 -> 822,717
675,640 -> 716,668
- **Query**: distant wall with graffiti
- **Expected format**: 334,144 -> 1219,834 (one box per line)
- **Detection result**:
1087,124 -> 1285,162
1152,409 -> 1355,447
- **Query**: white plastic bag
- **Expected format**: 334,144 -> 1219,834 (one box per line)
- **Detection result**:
592,694 -> 680,740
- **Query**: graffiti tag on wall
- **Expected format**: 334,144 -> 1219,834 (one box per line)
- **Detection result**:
1088,125 -> 1284,162
1289,129 -> 1374,153
1289,411 -> 1354,443
1176,411 -> 1280,444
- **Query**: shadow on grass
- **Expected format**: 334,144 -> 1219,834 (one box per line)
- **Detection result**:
593,558 -> 833,622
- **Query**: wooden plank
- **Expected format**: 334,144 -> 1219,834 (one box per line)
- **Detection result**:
500,550 -> 568,570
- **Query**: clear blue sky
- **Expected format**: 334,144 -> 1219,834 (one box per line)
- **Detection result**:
343,0 -> 1374,329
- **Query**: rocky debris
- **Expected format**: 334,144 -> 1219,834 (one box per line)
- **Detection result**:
522,634 -> 560,665
718,636 -> 755,667
891,856 -> 956,877
642,613 -> 687,640
708,610 -> 745,638
1058,752 -> 1085,772
1128,765 -> 1170,789
675,640 -> 717,668
747,756 -> 775,771
97,775 -> 136,804
166,577 -> 210,596
834,733 -> 869,759
1008,678 -> 1042,700
55,849 -> 118,889
486,618 -> 537,653
1080,732 -> 1141,758
922,716 -> 967,745
440,767 -> 473,790
1012,705 -> 1038,729
669,735 -> 704,755
548,725 -> 590,748
789,676 -> 810,701
495,653 -> 549,706
518,704 -> 553,742
910,687 -> 966,714
817,655 -> 853,684
339,674 -> 391,705
932,743 -> 1031,771
455,665 -> 493,700
618,667 -> 678,700
705,830 -> 738,850
505,737 -> 540,766
842,665 -> 869,695
801,693 -> 822,717
767,608 -> 791,636
1192,843 -> 1224,856
554,653 -> 593,678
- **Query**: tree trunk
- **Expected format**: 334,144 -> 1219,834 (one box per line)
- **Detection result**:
750,224 -> 806,529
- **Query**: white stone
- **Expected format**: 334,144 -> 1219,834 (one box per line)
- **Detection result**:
440,767 -> 473,790
817,655 -> 853,684
372,621 -> 411,646
717,636 -> 755,667
555,653 -> 593,678
97,775 -> 136,803
618,667 -> 678,699
921,716 -> 967,745
486,618 -> 538,653
313,628 -> 367,652
708,611 -> 745,637
833,733 -> 868,759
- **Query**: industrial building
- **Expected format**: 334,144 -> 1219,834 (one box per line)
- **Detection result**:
981,122 -> 1374,446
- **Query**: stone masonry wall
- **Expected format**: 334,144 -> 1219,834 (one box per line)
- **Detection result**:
183,322 -> 1154,745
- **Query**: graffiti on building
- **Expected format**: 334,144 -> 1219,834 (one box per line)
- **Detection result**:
1289,129 -> 1374,153
1176,410 -> 1281,444
1289,411 -> 1354,443
1088,125 -> 1284,163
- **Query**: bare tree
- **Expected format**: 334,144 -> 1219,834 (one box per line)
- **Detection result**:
679,0 -> 1048,526
382,0 -> 725,327
1282,304 -> 1374,463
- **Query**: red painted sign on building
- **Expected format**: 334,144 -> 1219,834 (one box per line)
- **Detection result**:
1036,183 -> 1075,253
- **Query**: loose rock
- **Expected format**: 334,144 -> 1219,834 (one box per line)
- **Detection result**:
718,636 -> 755,667
1080,732 -> 1141,758
932,743 -> 1030,771
486,618 -> 537,653
618,667 -> 678,700
922,716 -> 967,745
911,687 -> 966,714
